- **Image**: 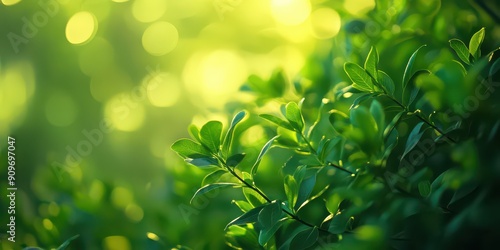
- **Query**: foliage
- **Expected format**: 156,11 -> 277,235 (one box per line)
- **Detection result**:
173,27 -> 500,249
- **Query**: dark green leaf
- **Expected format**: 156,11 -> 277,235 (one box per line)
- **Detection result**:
185,157 -> 218,168
202,169 -> 227,186
289,227 -> 319,250
260,114 -> 295,131
227,153 -> 246,167
258,201 -> 283,228
191,183 -> 240,204
364,46 -> 379,79
377,70 -> 395,95
490,57 -> 500,78
171,139 -> 211,158
448,182 -> 478,206
370,100 -> 385,134
401,122 -> 425,160
402,45 -> 426,90
349,93 -> 374,110
383,128 -> 399,160
328,212 -> 350,234
449,39 -> 470,65
225,205 -> 267,230
200,121 -> 223,153
344,62 -> 375,92
284,175 -> 298,210
285,102 -> 305,132
222,111 -> 246,155
251,135 -> 279,175
57,235 -> 79,250
259,218 -> 286,246
243,186 -> 268,207
469,27 -> 485,59
296,173 -> 316,211
418,180 -> 431,197
403,70 -> 429,106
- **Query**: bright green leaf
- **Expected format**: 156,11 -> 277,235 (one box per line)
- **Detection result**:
383,111 -> 404,138
200,121 -> 223,153
191,183 -> 240,204
284,175 -> 298,210
232,200 -> 254,213
222,111 -> 247,156
377,70 -> 395,95
402,45 -> 426,90
344,62 -> 375,92
202,169 -> 227,186
188,124 -> 201,143
227,153 -> 246,167
364,46 -> 379,80
285,102 -> 305,132
225,204 -> 267,230
251,135 -> 279,175
449,39 -> 470,65
171,139 -> 212,158
469,27 -> 485,60
185,157 -> 218,168
370,100 -> 385,134
260,114 -> 295,131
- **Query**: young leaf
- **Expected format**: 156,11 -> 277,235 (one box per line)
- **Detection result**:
284,175 -> 299,210
191,183 -> 240,204
225,204 -> 267,230
377,70 -> 395,95
200,121 -> 223,153
469,27 -> 485,60
171,139 -> 212,158
202,169 -> 227,186
185,157 -> 218,168
402,45 -> 426,90
364,46 -> 379,80
449,39 -> 470,65
344,62 -> 375,92
222,111 -> 247,155
289,227 -> 319,250
260,114 -> 295,131
188,124 -> 201,143
227,153 -> 246,168
251,135 -> 279,175
401,122 -> 425,160
285,102 -> 305,132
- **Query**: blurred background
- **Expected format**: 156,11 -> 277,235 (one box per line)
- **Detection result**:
0,0 -> 499,249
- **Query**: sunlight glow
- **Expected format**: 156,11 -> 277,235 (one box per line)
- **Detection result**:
271,0 -> 311,26
344,0 -> 376,15
1,0 -> 21,6
310,8 -> 341,39
132,0 -> 167,23
66,11 -> 97,45
142,22 -> 179,56
103,236 -> 131,250
104,93 -> 145,131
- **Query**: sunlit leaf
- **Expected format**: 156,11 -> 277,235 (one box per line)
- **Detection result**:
449,39 -> 470,65
364,46 -> 379,80
402,45 -> 426,90
200,121 -> 223,153
171,139 -> 211,158
285,102 -> 305,132
222,111 -> 247,156
225,204 -> 267,230
251,135 -> 279,175
188,124 -> 201,143
202,169 -> 227,186
185,157 -> 218,168
378,70 -> 395,95
232,200 -> 254,213
344,62 -> 375,92
349,93 -> 374,110
260,114 -> 295,131
284,175 -> 298,210
227,153 -> 246,168
191,183 -> 240,204
469,27 -> 485,60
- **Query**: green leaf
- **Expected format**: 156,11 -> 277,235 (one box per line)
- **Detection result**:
402,45 -> 426,90
344,62 -> 375,92
284,175 -> 298,210
401,122 -> 425,160
251,135 -> 279,175
370,100 -> 385,134
260,114 -> 295,131
418,180 -> 431,197
171,139 -> 212,158
448,182 -> 478,206
403,70 -> 429,106
227,153 -> 246,167
232,200 -> 254,213
289,227 -> 319,250
490,57 -> 500,78
243,186 -> 268,207
449,39 -> 470,65
200,121 -> 223,153
364,46 -> 379,80
384,111 -> 405,138
222,111 -> 247,156
377,70 -> 395,95
469,27 -> 485,60
191,183 -> 239,204
185,157 -> 218,168
225,204 -> 267,230
202,169 -> 227,186
328,212 -> 350,234
296,173 -> 316,211
258,202 -> 284,246
285,102 -> 305,132
188,124 -> 201,143
349,93 -> 374,110
57,235 -> 79,250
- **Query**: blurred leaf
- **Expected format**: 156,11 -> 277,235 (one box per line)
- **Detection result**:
401,122 -> 425,160
289,227 -> 319,250
200,121 -> 223,153
418,181 -> 431,197
284,175 -> 299,210
490,57 -> 500,77
188,124 -> 201,143
171,139 -> 211,158
448,182 -> 479,206
370,100 -> 385,134
384,111 -> 404,138
378,70 -> 395,95
403,70 -> 429,106
285,102 -> 305,132
260,114 -> 294,131
469,27 -> 485,60
191,183 -> 240,204
345,62 -> 375,92
225,204 -> 267,230
449,39 -> 470,65
232,200 -> 254,213
350,93 -> 375,110
244,187 -> 268,207
223,111 -> 247,156
57,235 -> 79,250
185,157 -> 218,168
402,45 -> 426,90
251,135 -> 279,175
328,212 -> 350,234
329,110 -> 350,135
364,46 -> 379,79
227,153 -> 246,168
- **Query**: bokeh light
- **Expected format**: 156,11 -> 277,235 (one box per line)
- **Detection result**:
310,8 -> 342,39
271,0 -> 311,26
142,21 -> 179,56
132,0 -> 167,23
343,0 -> 376,15
66,11 -> 98,45
103,236 -> 131,250
104,93 -> 146,131
1,0 -> 21,6
145,72 -> 181,107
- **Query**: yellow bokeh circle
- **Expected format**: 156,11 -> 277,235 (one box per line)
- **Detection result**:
310,8 -> 342,39
142,22 -> 179,56
66,11 -> 98,45
271,0 -> 311,26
